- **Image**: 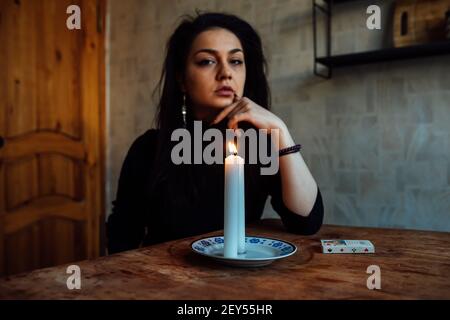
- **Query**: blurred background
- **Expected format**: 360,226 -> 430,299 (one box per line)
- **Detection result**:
1,0 -> 449,276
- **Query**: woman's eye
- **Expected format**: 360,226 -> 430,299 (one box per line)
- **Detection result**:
196,59 -> 243,67
197,59 -> 215,66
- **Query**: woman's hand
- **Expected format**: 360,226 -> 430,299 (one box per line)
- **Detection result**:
212,94 -> 318,218
211,94 -> 286,133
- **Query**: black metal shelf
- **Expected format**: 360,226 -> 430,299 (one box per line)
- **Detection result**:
312,0 -> 450,78
316,40 -> 450,68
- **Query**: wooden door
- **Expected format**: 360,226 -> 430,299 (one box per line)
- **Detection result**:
0,0 -> 105,276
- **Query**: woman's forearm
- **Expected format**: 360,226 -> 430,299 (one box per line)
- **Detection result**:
276,123 -> 318,217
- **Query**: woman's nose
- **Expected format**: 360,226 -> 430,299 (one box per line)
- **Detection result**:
217,63 -> 232,80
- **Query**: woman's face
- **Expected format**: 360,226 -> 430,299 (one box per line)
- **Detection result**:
182,28 -> 246,121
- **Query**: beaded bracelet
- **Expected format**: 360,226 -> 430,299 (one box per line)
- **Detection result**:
279,144 -> 302,157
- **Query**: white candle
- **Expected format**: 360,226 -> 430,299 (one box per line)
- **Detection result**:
224,142 -> 245,258
238,156 -> 246,254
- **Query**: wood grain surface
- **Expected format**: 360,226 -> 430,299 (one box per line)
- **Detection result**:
0,219 -> 449,299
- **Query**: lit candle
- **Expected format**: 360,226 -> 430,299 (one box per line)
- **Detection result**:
224,142 -> 245,258
237,154 -> 246,255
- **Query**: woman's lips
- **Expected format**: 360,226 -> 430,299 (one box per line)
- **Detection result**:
215,89 -> 234,97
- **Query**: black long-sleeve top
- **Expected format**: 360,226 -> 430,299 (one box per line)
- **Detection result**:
106,124 -> 324,254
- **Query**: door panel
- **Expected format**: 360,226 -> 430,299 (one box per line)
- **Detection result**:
0,0 -> 105,276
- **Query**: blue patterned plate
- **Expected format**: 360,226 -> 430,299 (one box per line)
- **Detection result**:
191,236 -> 297,267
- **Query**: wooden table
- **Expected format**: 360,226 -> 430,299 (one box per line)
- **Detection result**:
0,219 -> 449,299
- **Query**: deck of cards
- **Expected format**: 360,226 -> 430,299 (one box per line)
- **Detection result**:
321,240 -> 375,254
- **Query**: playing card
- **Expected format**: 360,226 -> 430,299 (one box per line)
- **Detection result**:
320,239 -> 375,254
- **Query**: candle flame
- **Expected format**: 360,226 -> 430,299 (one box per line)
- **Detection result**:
228,142 -> 237,155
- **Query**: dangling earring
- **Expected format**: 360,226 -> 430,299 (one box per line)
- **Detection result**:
181,94 -> 187,128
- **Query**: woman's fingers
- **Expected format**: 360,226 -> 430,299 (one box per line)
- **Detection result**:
227,96 -> 252,129
211,94 -> 242,125
228,112 -> 249,130
226,100 -> 247,120
211,103 -> 237,125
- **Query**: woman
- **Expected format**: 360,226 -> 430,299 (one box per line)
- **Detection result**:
107,12 -> 324,254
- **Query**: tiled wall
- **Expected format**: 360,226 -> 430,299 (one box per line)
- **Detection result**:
107,0 -> 450,231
